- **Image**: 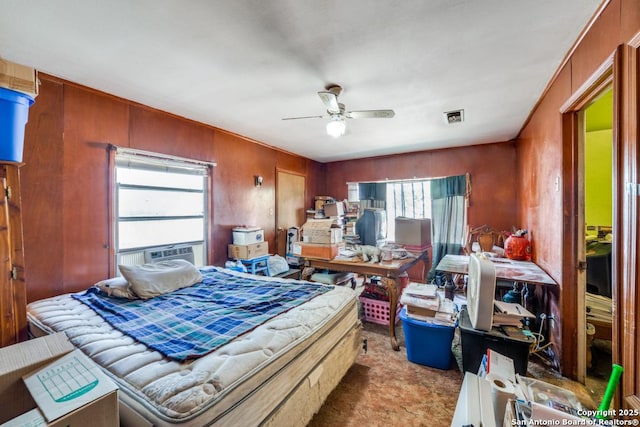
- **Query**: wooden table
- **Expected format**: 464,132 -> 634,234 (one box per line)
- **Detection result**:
302,251 -> 429,351
435,254 -> 557,310
435,254 -> 557,286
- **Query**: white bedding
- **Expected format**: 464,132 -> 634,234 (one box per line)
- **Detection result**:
26,269 -> 361,426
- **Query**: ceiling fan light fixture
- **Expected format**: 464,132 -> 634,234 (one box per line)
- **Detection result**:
326,115 -> 346,137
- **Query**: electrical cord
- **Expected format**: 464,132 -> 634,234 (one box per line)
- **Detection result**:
529,313 -> 554,355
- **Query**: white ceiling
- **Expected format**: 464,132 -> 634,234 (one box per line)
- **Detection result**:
0,0 -> 602,162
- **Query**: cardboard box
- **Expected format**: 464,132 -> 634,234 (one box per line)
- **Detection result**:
232,227 -> 264,245
0,333 -> 119,427
394,217 -> 432,246
0,59 -> 38,98
292,242 -> 339,260
323,202 -> 344,217
302,219 -> 343,244
228,242 -> 269,259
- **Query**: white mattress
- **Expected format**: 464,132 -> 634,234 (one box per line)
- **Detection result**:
27,270 -> 360,426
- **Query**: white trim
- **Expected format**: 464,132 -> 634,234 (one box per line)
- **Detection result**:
115,146 -> 216,168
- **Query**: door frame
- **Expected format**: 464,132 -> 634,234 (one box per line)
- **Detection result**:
560,53 -> 613,383
275,168 -> 307,257
616,38 -> 640,411
561,41 -> 640,408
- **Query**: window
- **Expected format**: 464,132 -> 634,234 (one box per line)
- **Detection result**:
348,179 -> 432,242
115,149 -> 212,267
386,180 -> 431,241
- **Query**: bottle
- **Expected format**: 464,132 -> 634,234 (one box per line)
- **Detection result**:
444,277 -> 456,300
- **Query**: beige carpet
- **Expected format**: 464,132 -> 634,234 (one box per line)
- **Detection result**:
309,320 -> 463,427
309,317 -> 596,427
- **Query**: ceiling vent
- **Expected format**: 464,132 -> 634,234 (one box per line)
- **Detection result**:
444,109 -> 464,124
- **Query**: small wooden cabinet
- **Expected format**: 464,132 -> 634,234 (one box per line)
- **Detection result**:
0,163 -> 26,346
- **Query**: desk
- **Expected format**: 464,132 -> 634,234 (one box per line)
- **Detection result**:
302,251 -> 429,351
435,254 -> 556,286
436,254 -> 556,316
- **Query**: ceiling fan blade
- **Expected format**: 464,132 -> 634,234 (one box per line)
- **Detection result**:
282,115 -> 324,121
346,109 -> 395,119
318,91 -> 340,114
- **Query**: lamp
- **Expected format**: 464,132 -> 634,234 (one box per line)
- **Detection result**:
254,175 -> 263,187
326,115 -> 346,138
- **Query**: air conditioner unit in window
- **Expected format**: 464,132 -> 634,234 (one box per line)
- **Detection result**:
144,245 -> 195,264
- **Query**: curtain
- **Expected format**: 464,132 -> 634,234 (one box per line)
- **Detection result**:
358,182 -> 386,200
428,174 -> 468,280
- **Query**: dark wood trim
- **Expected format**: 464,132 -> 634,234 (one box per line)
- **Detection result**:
615,43 -> 640,409
561,111 -> 580,379
560,58 -> 614,380
560,54 -> 614,113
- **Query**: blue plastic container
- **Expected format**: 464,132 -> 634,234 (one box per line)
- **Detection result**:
399,307 -> 456,370
0,86 -> 34,162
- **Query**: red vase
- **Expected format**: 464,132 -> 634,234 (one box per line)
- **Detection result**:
504,235 -> 531,260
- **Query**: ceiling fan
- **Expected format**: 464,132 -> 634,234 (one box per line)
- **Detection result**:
282,85 -> 395,137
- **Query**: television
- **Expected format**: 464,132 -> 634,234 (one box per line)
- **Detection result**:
356,208 -> 387,246
466,253 -> 496,331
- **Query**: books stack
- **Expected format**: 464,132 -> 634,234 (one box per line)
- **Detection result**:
492,300 -> 535,327
400,283 -> 457,326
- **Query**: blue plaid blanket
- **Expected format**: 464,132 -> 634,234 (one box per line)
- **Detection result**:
73,267 -> 332,362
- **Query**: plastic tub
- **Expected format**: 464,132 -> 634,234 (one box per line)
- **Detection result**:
458,307 -> 534,375
399,307 -> 455,369
0,87 -> 34,162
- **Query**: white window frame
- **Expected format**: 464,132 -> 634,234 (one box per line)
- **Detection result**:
114,148 -> 214,267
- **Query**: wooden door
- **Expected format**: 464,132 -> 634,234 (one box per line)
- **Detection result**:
276,170 -> 306,257
0,164 -> 26,346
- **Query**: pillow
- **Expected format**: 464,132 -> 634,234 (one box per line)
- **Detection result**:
268,255 -> 289,276
118,259 -> 203,299
94,276 -> 138,299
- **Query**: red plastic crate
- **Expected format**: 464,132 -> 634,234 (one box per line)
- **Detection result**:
359,296 -> 401,325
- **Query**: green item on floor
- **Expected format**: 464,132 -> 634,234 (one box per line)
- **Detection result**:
596,363 -> 623,419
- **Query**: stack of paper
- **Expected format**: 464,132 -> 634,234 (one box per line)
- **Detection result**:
400,283 -> 457,326
586,292 -> 612,323
492,300 -> 535,327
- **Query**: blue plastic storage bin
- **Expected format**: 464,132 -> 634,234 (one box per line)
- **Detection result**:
400,307 -> 455,370
0,86 -> 34,163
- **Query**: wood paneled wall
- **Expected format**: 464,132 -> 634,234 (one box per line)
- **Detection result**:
325,142 -> 518,233
516,0 -> 640,377
21,75 -> 318,302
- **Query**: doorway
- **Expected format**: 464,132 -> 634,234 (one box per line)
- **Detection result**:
583,88 -> 613,402
275,170 -> 306,257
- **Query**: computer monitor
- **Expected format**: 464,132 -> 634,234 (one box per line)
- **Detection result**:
355,208 -> 387,246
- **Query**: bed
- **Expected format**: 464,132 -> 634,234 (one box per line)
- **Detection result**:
26,266 -> 362,427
